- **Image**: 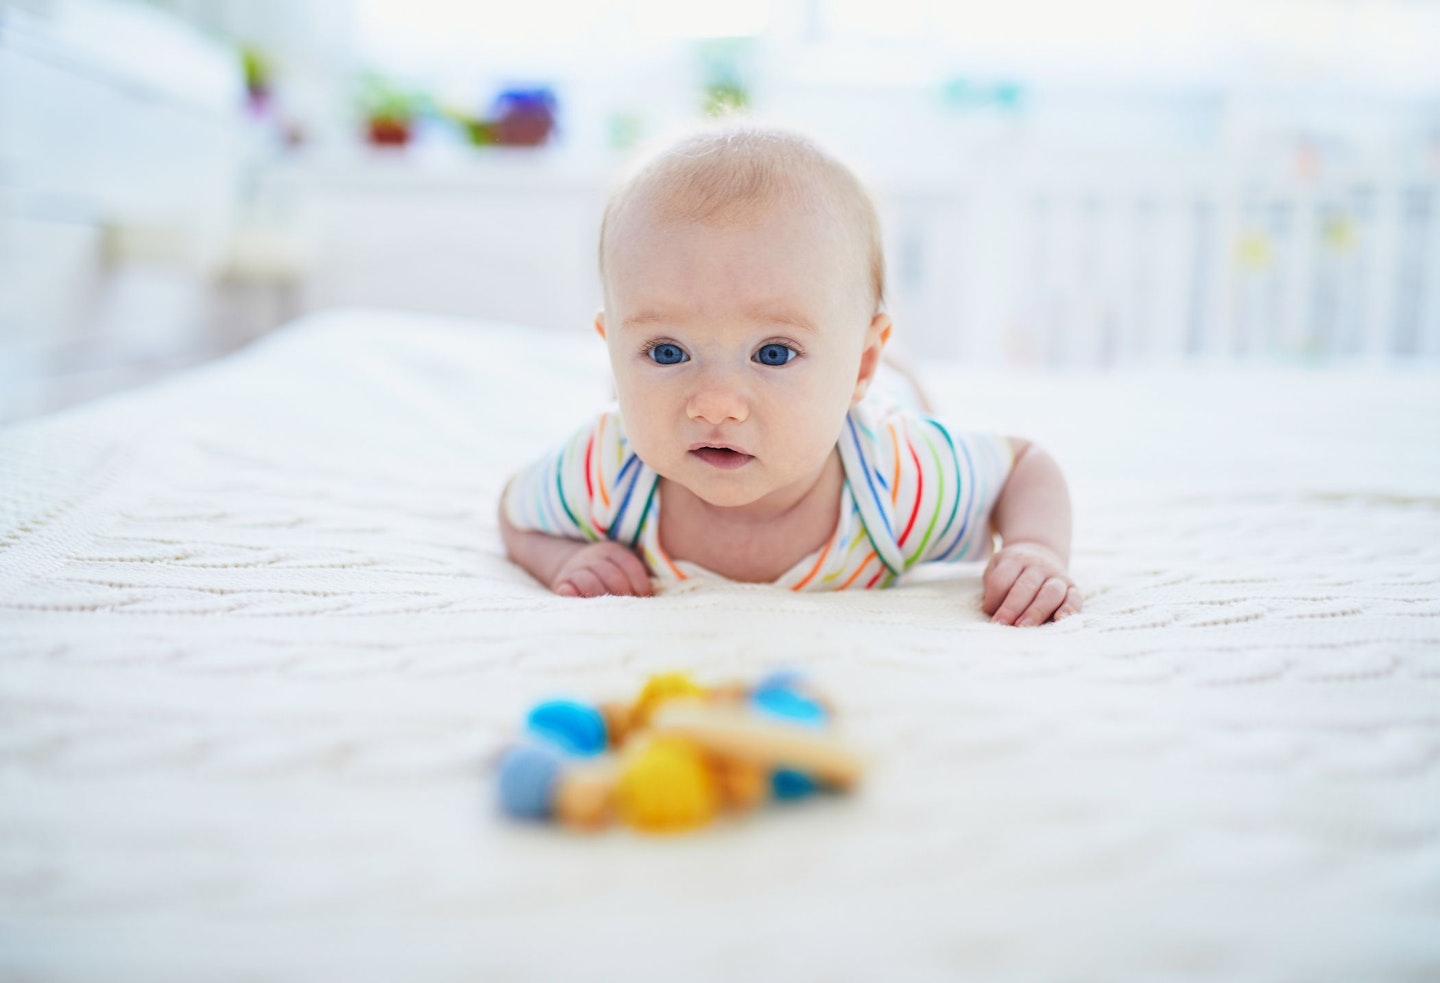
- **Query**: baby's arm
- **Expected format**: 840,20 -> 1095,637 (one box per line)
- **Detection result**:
498,493 -> 652,598
982,439 -> 1080,625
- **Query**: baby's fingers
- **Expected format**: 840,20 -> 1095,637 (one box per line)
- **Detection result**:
587,556 -> 649,597
989,567 -> 1048,625
981,555 -> 1023,615
1015,577 -> 1072,626
610,552 -> 654,597
1053,585 -> 1083,622
557,568 -> 608,597
557,556 -> 650,598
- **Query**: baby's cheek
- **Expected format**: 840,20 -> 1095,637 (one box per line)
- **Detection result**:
623,424 -> 681,480
790,416 -> 845,472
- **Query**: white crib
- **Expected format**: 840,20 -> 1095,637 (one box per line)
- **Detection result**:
881,159 -> 1440,364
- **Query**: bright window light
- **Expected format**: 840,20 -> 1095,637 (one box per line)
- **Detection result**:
356,0 -> 613,50
633,0 -> 771,38
932,0 -> 1206,51
827,0 -> 927,39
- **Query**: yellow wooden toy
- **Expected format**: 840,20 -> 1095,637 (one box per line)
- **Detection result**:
615,736 -> 720,833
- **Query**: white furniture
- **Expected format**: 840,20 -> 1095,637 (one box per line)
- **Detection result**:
1,0 -> 245,420
253,153 -> 610,337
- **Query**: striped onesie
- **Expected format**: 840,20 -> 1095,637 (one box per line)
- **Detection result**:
501,399 -> 1014,591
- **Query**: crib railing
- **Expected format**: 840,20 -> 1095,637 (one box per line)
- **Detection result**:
883,168 -> 1440,364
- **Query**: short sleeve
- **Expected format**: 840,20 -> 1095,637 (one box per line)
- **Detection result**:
904,419 -> 1014,567
501,410 -> 659,548
839,403 -> 1014,575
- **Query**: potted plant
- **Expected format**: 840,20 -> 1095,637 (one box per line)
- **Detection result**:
357,74 -> 418,147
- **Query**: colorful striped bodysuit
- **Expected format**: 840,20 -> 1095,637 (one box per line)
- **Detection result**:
501,399 -> 1014,591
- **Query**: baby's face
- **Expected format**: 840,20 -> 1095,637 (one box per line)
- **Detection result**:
600,195 -> 885,512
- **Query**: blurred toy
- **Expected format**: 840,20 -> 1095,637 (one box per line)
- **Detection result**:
649,702 -> 862,792
495,672 -> 863,835
526,699 -> 608,756
614,735 -> 721,833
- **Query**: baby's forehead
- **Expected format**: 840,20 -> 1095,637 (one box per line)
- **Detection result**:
619,180 -> 840,237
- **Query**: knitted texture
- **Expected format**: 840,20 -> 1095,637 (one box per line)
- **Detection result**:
1,310 -> 1437,981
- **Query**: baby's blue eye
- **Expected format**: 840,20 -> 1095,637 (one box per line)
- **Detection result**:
755,343 -> 798,367
648,343 -> 688,365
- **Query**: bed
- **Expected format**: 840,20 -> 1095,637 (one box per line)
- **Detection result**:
2,309 -> 1438,981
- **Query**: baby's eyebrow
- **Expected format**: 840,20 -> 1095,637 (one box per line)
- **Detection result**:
744,307 -> 818,333
621,307 -> 818,333
622,310 -> 677,329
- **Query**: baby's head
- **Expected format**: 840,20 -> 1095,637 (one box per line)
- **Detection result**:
594,122 -> 893,512
599,123 -> 886,318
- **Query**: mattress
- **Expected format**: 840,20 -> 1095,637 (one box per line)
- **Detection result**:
2,309 -> 1438,981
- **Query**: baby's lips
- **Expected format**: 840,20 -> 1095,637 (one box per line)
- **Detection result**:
689,446 -> 755,469
687,440 -> 751,455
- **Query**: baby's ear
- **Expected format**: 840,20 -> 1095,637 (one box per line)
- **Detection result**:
869,312 -> 893,350
594,310 -> 607,340
851,312 -> 893,405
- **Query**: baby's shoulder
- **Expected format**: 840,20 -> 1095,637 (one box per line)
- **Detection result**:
547,404 -> 627,446
570,406 -> 652,477
847,398 -> 1013,473
849,395 -> 950,439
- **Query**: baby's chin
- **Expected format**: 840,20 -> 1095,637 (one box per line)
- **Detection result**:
659,474 -> 764,511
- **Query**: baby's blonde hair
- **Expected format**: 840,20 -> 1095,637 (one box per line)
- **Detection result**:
598,121 -> 886,314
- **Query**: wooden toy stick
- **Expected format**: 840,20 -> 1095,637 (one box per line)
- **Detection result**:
649,701 -> 864,790
555,759 -> 620,832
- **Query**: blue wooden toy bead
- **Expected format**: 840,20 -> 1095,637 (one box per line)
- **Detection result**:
497,742 -> 563,819
771,768 -> 819,800
753,674 -> 827,800
751,686 -> 827,727
526,699 -> 608,756
754,669 -> 808,695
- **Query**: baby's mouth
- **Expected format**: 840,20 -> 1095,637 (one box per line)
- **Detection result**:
689,445 -> 755,470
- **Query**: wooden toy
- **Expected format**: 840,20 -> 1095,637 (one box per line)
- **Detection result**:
495,670 -> 862,835
648,701 -> 862,791
706,752 -> 769,813
552,759 -> 619,832
628,671 -> 707,729
526,699 -> 608,756
614,736 -> 720,833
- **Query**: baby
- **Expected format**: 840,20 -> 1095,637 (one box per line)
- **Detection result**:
500,122 -> 1080,626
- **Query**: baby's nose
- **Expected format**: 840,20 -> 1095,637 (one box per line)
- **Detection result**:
686,379 -> 749,425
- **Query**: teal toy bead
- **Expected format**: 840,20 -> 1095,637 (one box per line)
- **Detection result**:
754,669 -> 808,694
754,670 -> 830,721
752,686 -> 827,727
771,768 -> 819,800
526,699 -> 608,756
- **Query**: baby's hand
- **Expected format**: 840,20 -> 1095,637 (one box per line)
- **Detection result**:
982,541 -> 1080,626
552,542 -> 654,598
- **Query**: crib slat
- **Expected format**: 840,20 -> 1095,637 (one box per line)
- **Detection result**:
879,162 -> 1433,363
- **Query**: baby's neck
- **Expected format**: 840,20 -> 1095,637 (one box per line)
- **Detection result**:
658,452 -> 843,583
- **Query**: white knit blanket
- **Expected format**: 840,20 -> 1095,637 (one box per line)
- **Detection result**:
2,310 -> 1438,982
